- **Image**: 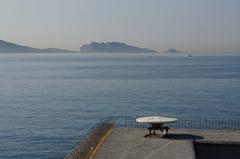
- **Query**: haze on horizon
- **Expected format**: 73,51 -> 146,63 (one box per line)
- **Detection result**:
0,0 -> 240,53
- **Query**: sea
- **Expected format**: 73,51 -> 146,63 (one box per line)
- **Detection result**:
0,52 -> 240,158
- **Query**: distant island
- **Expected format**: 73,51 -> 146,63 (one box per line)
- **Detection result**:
0,40 -> 157,53
80,42 -> 157,53
163,48 -> 183,53
0,40 -> 76,53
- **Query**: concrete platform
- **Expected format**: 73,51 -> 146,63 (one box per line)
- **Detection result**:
94,128 -> 240,159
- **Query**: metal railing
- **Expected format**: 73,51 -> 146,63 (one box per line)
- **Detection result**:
64,118 -> 115,159
64,116 -> 240,159
115,116 -> 240,131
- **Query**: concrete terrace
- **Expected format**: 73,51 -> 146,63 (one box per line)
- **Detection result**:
94,128 -> 240,159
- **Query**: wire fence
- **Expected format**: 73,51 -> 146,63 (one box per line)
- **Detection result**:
64,118 -> 115,159
64,116 -> 240,159
115,116 -> 240,131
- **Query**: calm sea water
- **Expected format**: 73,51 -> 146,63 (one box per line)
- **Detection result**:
0,53 -> 240,158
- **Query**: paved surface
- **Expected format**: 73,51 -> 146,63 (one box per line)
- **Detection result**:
94,128 -> 240,159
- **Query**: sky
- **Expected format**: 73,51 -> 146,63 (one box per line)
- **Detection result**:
0,0 -> 240,52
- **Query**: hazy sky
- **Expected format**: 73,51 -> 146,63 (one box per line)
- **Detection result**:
0,0 -> 240,52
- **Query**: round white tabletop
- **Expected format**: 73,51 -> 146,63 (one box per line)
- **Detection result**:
136,116 -> 177,125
